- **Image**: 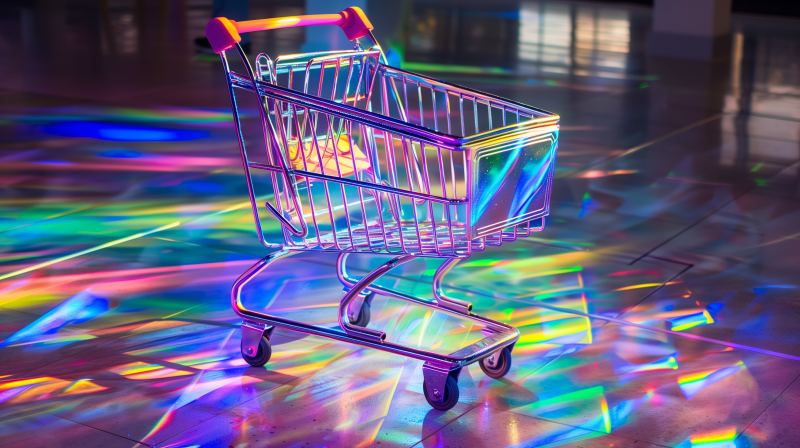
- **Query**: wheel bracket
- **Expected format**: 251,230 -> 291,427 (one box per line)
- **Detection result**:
241,321 -> 269,357
422,362 -> 453,403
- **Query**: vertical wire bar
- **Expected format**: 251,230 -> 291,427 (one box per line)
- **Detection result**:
329,119 -> 355,250
274,98 -> 300,241
464,148 -> 473,257
378,74 -> 397,249
487,100 -> 493,130
428,86 -> 441,249
417,84 -> 424,128
402,76 -> 410,125
281,102 -> 295,213
473,97 -> 479,135
437,147 -> 455,255
287,66 -> 294,142
220,51 -> 273,246
321,114 -> 344,250
401,137 -> 423,253
363,59 -> 382,184
364,55 -> 381,110
316,56 -> 358,250
386,133 -> 406,253
436,147 -> 446,221
362,124 -> 389,251
431,87 -> 439,132
408,84 -> 426,195
316,61 -> 325,98
444,93 -> 457,219
445,91 -> 452,135
361,74 -> 389,249
459,94 -> 465,136
448,150 -> 457,221
353,123 -> 373,250
382,76 -> 404,252
343,56 -> 356,107
351,55 -> 366,109
332,58 -> 341,102
302,61 -> 323,246
380,70 -> 404,122
417,141 -> 439,255
459,93 -> 467,226
306,108 -> 328,247
292,104 -> 320,247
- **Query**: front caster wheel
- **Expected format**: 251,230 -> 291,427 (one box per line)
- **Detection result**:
423,375 -> 460,411
479,347 -> 512,379
350,291 -> 375,327
241,335 -> 271,367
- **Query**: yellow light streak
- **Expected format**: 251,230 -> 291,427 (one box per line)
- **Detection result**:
418,311 -> 432,348
0,221 -> 181,282
614,281 -> 681,291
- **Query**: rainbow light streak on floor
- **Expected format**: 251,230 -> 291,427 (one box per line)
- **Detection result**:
676,427 -> 739,448
678,362 -> 747,399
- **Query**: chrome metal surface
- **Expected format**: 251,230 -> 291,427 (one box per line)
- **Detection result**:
224,39 -> 558,257
422,362 -> 453,403
215,20 -> 555,411
240,322 -> 268,357
337,254 -> 414,342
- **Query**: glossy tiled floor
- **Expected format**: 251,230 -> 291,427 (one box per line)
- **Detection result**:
2,1 -> 800,447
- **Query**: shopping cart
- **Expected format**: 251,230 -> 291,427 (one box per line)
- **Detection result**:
207,7 -> 559,411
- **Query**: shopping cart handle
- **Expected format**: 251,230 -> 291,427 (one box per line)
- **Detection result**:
206,7 -> 373,54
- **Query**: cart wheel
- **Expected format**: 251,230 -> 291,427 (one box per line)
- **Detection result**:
423,375 -> 459,411
241,335 -> 271,367
479,347 -> 512,379
351,291 -> 374,327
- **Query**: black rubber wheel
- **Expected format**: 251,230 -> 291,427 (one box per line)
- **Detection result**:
479,347 -> 512,379
241,335 -> 271,367
423,375 -> 460,411
350,291 -> 374,327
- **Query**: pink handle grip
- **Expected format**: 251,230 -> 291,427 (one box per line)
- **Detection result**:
206,7 -> 373,54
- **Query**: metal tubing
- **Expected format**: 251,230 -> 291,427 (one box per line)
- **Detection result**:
336,254 -> 516,335
220,50 -> 273,248
336,253 -> 437,307
338,254 -> 415,341
432,258 -> 474,315
229,73 -> 559,150
231,250 -> 299,318
231,43 -> 309,239
232,252 -> 519,370
248,163 -> 465,205
422,362 -> 452,403
221,32 -> 550,386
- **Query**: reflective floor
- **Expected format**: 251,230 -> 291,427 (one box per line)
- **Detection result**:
2,1 -> 800,447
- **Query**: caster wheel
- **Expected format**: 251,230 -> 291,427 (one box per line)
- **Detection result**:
479,347 -> 512,379
423,375 -> 459,411
351,291 -> 374,327
241,335 -> 271,367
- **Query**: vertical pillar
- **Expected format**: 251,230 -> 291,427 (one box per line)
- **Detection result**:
648,0 -> 732,60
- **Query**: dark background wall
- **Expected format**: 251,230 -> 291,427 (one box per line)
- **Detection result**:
590,0 -> 800,18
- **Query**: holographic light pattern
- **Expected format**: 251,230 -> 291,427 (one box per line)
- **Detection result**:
3,0 -> 800,447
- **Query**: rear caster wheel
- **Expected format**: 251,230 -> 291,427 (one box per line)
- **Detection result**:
350,291 -> 375,327
479,347 -> 512,379
241,335 -> 271,367
423,375 -> 459,411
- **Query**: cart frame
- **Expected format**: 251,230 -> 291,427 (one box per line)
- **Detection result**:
209,7 -> 559,410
